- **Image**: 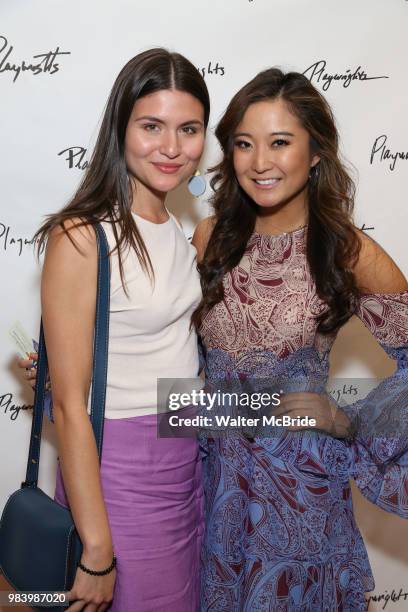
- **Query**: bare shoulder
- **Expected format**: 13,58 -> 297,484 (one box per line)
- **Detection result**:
46,217 -> 97,260
192,216 -> 216,262
354,229 -> 408,293
43,217 -> 98,289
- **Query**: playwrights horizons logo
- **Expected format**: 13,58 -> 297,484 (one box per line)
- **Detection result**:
0,35 -> 70,83
0,393 -> 32,421
370,135 -> 408,171
197,61 -> 225,78
303,60 -> 389,91
58,146 -> 89,170
0,223 -> 44,256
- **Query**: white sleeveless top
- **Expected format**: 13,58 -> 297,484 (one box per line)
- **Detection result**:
101,211 -> 201,418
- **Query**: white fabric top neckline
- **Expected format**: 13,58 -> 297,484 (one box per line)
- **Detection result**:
99,212 -> 201,418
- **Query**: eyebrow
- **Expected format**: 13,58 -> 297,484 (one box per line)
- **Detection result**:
234,131 -> 295,138
135,115 -> 204,127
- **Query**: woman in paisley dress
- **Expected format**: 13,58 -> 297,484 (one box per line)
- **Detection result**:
192,69 -> 408,611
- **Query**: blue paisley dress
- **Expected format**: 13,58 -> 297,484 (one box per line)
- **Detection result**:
198,227 -> 408,611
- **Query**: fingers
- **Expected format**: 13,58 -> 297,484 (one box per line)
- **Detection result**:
65,569 -> 115,611
66,597 -> 104,611
17,353 -> 38,367
17,353 -> 38,389
273,404 -> 319,419
66,600 -> 86,611
275,392 -> 329,416
22,367 -> 37,389
18,358 -> 33,369
268,393 -> 330,432
64,590 -> 75,611
23,368 -> 37,380
68,599 -> 111,611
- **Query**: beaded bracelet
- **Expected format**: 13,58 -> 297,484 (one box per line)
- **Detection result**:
78,555 -> 117,576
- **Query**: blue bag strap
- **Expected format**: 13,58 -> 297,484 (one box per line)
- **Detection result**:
23,223 -> 110,487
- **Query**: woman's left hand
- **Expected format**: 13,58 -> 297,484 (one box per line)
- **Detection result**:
272,392 -> 353,438
18,353 -> 38,389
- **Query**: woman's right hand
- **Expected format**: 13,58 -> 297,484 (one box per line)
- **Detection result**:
66,548 -> 116,611
17,352 -> 38,389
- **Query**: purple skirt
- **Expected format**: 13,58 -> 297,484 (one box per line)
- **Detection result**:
55,414 -> 204,611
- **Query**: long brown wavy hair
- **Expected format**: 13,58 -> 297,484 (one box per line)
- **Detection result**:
192,68 -> 361,334
35,48 -> 210,285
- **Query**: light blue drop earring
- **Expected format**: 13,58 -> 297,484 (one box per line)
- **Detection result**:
188,170 -> 206,197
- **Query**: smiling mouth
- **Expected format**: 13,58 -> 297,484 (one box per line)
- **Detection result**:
252,178 -> 281,189
252,179 -> 280,185
152,163 -> 183,174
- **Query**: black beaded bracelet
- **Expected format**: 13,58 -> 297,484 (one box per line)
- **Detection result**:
78,555 -> 117,576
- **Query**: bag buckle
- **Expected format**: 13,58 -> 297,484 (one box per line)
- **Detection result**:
21,480 -> 36,488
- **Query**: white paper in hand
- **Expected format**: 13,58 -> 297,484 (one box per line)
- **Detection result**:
8,321 -> 35,358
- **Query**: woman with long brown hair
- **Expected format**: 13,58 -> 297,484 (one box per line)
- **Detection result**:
21,66 -> 408,610
24,48 -> 210,611
192,68 -> 408,610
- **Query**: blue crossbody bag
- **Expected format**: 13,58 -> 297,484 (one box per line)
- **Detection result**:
0,223 -> 110,610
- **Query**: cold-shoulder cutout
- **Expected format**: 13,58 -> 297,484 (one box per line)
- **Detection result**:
354,230 -> 407,294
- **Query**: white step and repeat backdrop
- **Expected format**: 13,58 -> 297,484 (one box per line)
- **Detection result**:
1,0 -> 407,610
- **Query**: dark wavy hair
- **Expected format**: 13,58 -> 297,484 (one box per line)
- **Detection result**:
35,48 -> 210,285
192,68 -> 361,334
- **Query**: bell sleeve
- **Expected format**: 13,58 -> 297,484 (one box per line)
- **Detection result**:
343,291 -> 408,517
